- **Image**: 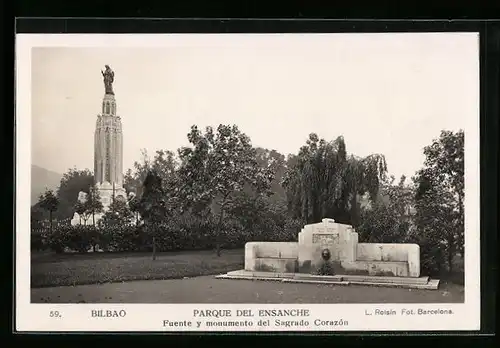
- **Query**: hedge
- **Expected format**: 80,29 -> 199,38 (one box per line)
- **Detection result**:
31,218 -> 304,253
31,219 -> 459,279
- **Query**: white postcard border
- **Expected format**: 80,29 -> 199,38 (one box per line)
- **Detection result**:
15,33 -> 481,332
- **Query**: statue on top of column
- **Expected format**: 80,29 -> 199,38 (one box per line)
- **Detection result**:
101,65 -> 115,95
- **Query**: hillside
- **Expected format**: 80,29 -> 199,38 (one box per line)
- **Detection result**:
31,165 -> 62,205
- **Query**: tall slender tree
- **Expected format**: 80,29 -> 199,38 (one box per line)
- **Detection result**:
128,193 -> 142,226
73,200 -> 86,225
84,185 -> 104,226
413,130 -> 464,273
38,189 -> 59,233
138,170 -> 167,260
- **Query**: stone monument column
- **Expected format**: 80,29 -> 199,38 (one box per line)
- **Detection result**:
94,65 -> 127,210
71,65 -> 127,226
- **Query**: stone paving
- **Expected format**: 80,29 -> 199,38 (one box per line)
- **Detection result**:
31,275 -> 464,304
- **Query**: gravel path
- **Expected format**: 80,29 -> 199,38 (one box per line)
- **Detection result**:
31,276 -> 464,304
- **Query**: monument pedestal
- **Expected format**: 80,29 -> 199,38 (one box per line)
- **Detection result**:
70,182 -> 127,226
95,181 -> 127,209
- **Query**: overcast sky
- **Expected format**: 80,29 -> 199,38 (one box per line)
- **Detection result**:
30,33 -> 478,180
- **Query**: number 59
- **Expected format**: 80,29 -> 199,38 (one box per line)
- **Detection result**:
49,311 -> 61,318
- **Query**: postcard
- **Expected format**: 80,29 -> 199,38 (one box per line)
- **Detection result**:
16,32 -> 480,332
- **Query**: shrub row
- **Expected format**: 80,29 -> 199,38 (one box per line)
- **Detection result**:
31,219 -> 460,279
31,218 -> 304,253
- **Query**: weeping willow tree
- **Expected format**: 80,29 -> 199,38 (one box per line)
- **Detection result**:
282,133 -> 387,225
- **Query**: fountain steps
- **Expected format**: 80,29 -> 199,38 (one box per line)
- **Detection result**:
215,270 -> 440,290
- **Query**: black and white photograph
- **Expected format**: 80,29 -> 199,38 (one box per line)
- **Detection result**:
16,33 -> 480,331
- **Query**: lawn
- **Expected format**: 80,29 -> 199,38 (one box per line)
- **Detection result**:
31,249 -> 464,303
31,249 -> 245,288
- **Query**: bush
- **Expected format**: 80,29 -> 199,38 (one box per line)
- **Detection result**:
45,227 -> 68,253
406,231 -> 447,276
317,261 -> 335,276
34,214 -> 449,279
31,229 -> 46,251
101,225 -> 147,252
357,203 -> 452,277
44,225 -> 91,253
33,214 -> 304,254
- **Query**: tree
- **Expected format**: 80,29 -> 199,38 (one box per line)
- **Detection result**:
413,130 -> 464,274
38,189 -> 59,233
282,133 -> 387,225
151,150 -> 178,191
412,182 -> 454,274
124,149 -> 178,197
255,147 -> 287,200
124,149 -> 151,197
30,205 -> 45,229
177,124 -> 274,256
128,193 -> 142,226
225,148 -> 289,237
357,175 -> 414,243
73,200 -> 86,225
382,175 -> 415,219
99,198 -> 133,227
138,170 -> 167,260
84,185 -> 104,226
55,168 -> 94,220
